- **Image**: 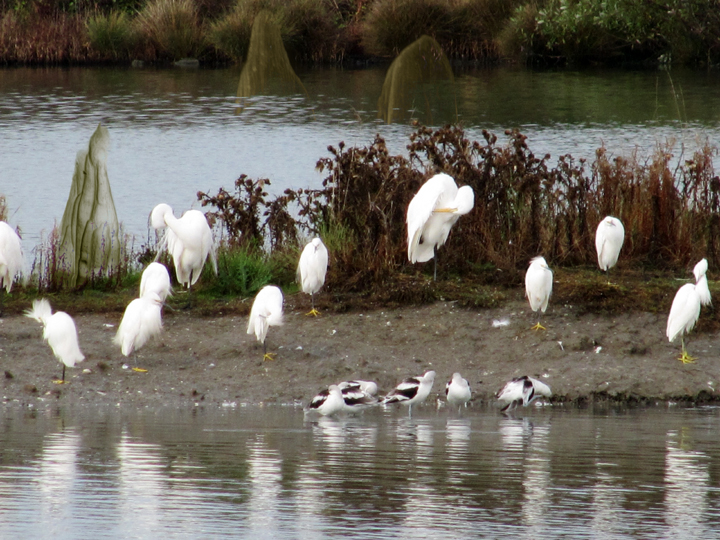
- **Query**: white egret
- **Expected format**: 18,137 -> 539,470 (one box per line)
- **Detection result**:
497,376 -> 552,412
306,385 -> 345,416
666,259 -> 710,364
382,370 -> 436,416
445,372 -> 471,411
297,237 -> 329,316
25,299 -> 85,383
693,258 -> 711,307
525,256 -> 553,330
113,292 -> 164,372
150,203 -> 217,303
595,216 -> 625,280
247,285 -> 284,361
0,221 -> 24,314
139,262 -> 172,302
406,173 -> 474,280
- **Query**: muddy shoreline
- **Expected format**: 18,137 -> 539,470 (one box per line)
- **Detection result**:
1,295 -> 719,410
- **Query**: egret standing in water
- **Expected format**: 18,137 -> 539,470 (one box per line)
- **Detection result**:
297,238 -> 328,316
667,259 -> 711,364
525,256 -> 553,330
113,292 -> 164,372
247,285 -> 284,361
150,203 -> 217,305
0,221 -> 24,315
25,299 -> 84,383
407,173 -> 474,280
595,216 -> 625,282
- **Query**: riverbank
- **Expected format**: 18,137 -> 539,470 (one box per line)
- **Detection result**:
2,290 -> 718,410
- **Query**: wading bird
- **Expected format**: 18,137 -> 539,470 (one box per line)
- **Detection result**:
113,292 -> 164,372
247,285 -> 284,361
525,256 -> 553,330
445,372 -> 471,412
383,370 -> 436,416
595,216 -> 625,281
667,259 -> 711,364
297,237 -> 328,316
497,376 -> 552,412
139,262 -> 172,302
25,299 -> 84,384
307,382 -> 378,416
306,385 -> 345,416
0,221 -> 24,314
407,173 -> 474,281
150,203 -> 217,303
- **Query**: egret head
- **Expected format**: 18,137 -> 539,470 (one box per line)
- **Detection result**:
455,185 -> 475,215
693,258 -> 708,282
150,203 -> 173,230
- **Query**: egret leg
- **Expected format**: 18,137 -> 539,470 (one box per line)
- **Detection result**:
52,364 -> 67,384
306,292 -> 320,317
263,340 -> 276,361
678,336 -> 696,364
531,314 -> 546,331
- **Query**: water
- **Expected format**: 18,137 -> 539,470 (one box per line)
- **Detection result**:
1,404 -> 719,539
2,65 -> 720,248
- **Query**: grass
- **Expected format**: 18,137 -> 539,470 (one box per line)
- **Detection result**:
134,0 -> 205,60
86,9 -> 136,60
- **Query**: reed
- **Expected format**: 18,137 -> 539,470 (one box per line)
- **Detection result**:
86,9 -> 137,60
134,0 -> 205,60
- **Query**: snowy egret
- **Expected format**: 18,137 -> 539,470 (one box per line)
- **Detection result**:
247,285 -> 284,361
0,221 -> 24,315
297,237 -> 328,316
525,256 -> 553,330
383,370 -> 436,416
150,203 -> 217,301
595,216 -> 625,280
497,376 -> 552,412
666,259 -> 710,364
25,299 -> 84,383
445,372 -> 471,411
693,258 -> 711,307
113,292 -> 164,371
139,262 -> 172,302
406,173 -> 474,280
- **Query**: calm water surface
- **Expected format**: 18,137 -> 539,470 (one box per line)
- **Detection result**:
1,404 -> 720,539
2,66 -> 720,246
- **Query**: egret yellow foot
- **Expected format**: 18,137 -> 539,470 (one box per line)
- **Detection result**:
306,308 -> 320,317
531,322 -> 546,331
52,379 -> 67,384
263,353 -> 276,361
678,351 -> 696,364
132,367 -> 148,373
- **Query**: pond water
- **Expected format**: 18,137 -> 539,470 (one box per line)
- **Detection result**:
2,65 -> 720,249
1,404 -> 719,539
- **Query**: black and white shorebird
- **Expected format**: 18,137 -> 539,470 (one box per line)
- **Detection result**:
496,376 -> 552,412
382,370 -> 436,416
307,381 -> 378,416
445,372 -> 471,411
338,379 -> 378,397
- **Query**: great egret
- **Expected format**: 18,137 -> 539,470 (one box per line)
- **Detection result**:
497,376 -> 552,412
113,292 -> 163,371
382,370 -> 436,416
445,372 -> 471,411
297,237 -> 328,316
667,259 -> 710,364
595,216 -> 625,280
525,256 -> 553,330
407,173 -> 474,280
25,299 -> 85,383
247,285 -> 284,361
306,385 -> 345,416
139,262 -> 172,302
0,221 -> 24,315
150,203 -> 217,302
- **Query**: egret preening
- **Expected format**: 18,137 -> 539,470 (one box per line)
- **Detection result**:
25,299 -> 85,384
667,259 -> 710,364
445,372 -> 471,412
407,173 -> 474,281
497,376 -> 552,412
0,221 -> 24,314
150,203 -> 217,305
595,216 -> 625,281
525,256 -> 553,330
247,285 -> 284,361
297,237 -> 328,316
139,262 -> 172,302
113,292 -> 164,372
382,370 -> 436,416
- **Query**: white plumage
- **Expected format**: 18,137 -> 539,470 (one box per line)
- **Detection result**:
150,203 -> 217,288
139,262 -> 172,301
25,299 -> 84,382
693,258 -> 711,307
666,259 -> 711,363
406,173 -> 474,278
306,385 -> 346,416
383,370 -> 436,415
497,376 -> 552,412
297,237 -> 328,315
113,293 -> 164,357
445,372 -> 471,410
247,285 -> 284,359
595,216 -> 625,272
525,256 -> 553,329
0,221 -> 24,293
